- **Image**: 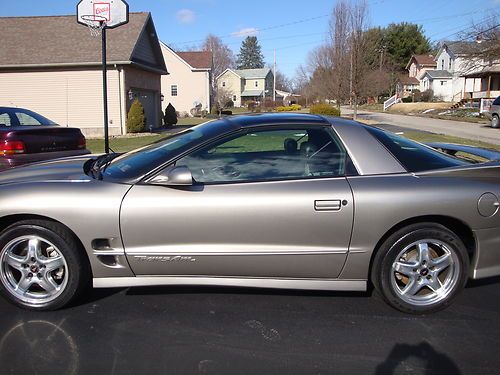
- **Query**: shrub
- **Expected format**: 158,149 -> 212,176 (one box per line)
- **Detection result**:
420,89 -> 434,103
126,99 -> 146,133
402,96 -> 413,103
246,101 -> 257,111
309,103 -> 340,116
276,104 -> 302,112
164,103 -> 178,126
225,99 -> 235,108
221,110 -> 233,115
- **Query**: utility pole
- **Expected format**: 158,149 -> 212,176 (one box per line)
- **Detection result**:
273,49 -> 276,102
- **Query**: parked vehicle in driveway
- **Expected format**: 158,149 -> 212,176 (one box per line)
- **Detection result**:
0,107 -> 90,170
484,96 -> 500,128
0,113 -> 499,314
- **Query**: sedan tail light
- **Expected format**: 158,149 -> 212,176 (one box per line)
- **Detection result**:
0,140 -> 26,156
77,135 -> 86,149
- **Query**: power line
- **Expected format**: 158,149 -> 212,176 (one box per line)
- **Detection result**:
171,14 -> 330,46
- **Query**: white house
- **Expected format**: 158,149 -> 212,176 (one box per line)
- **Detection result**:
216,68 -> 274,107
420,70 -> 453,101
160,43 -> 212,116
424,42 -> 483,102
0,13 -> 168,136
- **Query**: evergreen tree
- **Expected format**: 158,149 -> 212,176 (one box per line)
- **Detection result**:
383,23 -> 431,70
236,36 -> 265,69
126,99 -> 146,133
164,103 -> 178,126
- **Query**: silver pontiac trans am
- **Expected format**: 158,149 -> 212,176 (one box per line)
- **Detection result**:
0,113 -> 499,314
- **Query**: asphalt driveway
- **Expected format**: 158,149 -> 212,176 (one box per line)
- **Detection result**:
0,276 -> 499,374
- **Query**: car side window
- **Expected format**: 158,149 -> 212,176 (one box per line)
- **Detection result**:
0,113 -> 11,126
493,96 -> 500,106
15,112 -> 42,126
176,127 -> 347,184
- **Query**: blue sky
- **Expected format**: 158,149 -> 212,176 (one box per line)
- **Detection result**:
1,0 -> 497,77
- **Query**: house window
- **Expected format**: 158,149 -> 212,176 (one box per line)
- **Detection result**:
171,85 -> 178,96
448,60 -> 452,70
233,95 -> 237,102
441,60 -> 444,70
440,81 -> 447,86
222,81 -> 226,87
255,81 -> 258,87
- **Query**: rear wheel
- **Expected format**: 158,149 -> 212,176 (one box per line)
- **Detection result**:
0,220 -> 89,310
492,115 -> 499,129
372,223 -> 469,314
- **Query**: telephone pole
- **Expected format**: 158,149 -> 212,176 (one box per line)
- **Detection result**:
273,49 -> 276,102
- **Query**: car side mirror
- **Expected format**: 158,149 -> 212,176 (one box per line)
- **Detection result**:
148,166 -> 193,186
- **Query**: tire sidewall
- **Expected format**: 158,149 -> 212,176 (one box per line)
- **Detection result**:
0,222 -> 83,310
374,224 -> 469,314
492,115 -> 499,129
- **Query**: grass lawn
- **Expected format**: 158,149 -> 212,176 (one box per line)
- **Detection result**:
177,117 -> 209,126
401,131 -> 500,150
86,134 -> 171,153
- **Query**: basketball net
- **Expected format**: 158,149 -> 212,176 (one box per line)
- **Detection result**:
80,15 -> 107,37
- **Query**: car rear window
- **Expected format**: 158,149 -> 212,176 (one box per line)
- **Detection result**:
493,96 -> 500,106
363,126 -> 470,172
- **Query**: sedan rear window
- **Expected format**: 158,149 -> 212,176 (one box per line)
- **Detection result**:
0,107 -> 55,126
364,126 -> 470,172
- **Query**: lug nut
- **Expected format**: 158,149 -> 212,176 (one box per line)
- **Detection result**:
30,257 -> 36,262
27,273 -> 33,278
37,273 -> 42,278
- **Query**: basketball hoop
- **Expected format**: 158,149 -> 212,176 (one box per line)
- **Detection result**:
80,15 -> 108,37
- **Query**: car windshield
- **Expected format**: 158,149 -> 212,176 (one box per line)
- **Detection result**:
364,125 -> 471,172
100,119 -> 233,181
0,107 -> 56,127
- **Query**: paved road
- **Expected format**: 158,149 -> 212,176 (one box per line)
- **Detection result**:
0,278 -> 499,374
341,107 -> 500,145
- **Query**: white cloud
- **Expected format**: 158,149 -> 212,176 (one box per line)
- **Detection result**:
176,9 -> 196,24
231,27 -> 259,38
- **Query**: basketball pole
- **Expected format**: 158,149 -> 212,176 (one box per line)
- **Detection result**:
101,25 -> 110,154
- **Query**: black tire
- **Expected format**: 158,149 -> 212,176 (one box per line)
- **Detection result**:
0,220 -> 90,310
371,223 -> 469,314
492,115 -> 499,129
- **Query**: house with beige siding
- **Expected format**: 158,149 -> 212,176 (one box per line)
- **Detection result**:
216,68 -> 274,107
0,12 -> 167,136
160,43 -> 212,116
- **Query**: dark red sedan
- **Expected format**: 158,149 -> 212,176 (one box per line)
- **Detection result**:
0,107 -> 90,170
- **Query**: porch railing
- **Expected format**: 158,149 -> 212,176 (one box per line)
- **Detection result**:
383,94 -> 401,111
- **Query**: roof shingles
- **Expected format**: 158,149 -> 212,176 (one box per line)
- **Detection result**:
0,13 -> 163,69
177,51 -> 212,70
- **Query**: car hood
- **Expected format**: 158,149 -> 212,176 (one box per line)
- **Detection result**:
0,154 -> 95,185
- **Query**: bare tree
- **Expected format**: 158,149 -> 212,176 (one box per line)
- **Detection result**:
274,70 -> 293,92
214,87 -> 233,118
457,15 -> 500,72
201,34 -> 235,91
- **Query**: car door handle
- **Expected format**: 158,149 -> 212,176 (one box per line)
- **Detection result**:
314,200 -> 342,211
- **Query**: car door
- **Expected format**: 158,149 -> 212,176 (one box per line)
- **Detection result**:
120,125 -> 354,279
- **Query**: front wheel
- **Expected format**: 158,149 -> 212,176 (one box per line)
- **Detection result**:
372,223 -> 469,314
0,220 -> 89,310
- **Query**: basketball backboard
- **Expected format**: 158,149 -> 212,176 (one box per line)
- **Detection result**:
77,0 -> 129,29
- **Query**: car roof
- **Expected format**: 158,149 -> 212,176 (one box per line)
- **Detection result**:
223,113 -> 331,128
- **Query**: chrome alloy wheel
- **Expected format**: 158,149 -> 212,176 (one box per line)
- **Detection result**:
390,239 -> 460,306
0,235 -> 68,306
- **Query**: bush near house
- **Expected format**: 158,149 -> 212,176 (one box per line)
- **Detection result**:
164,103 -> 178,126
309,103 -> 341,116
276,104 -> 302,112
126,99 -> 146,133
